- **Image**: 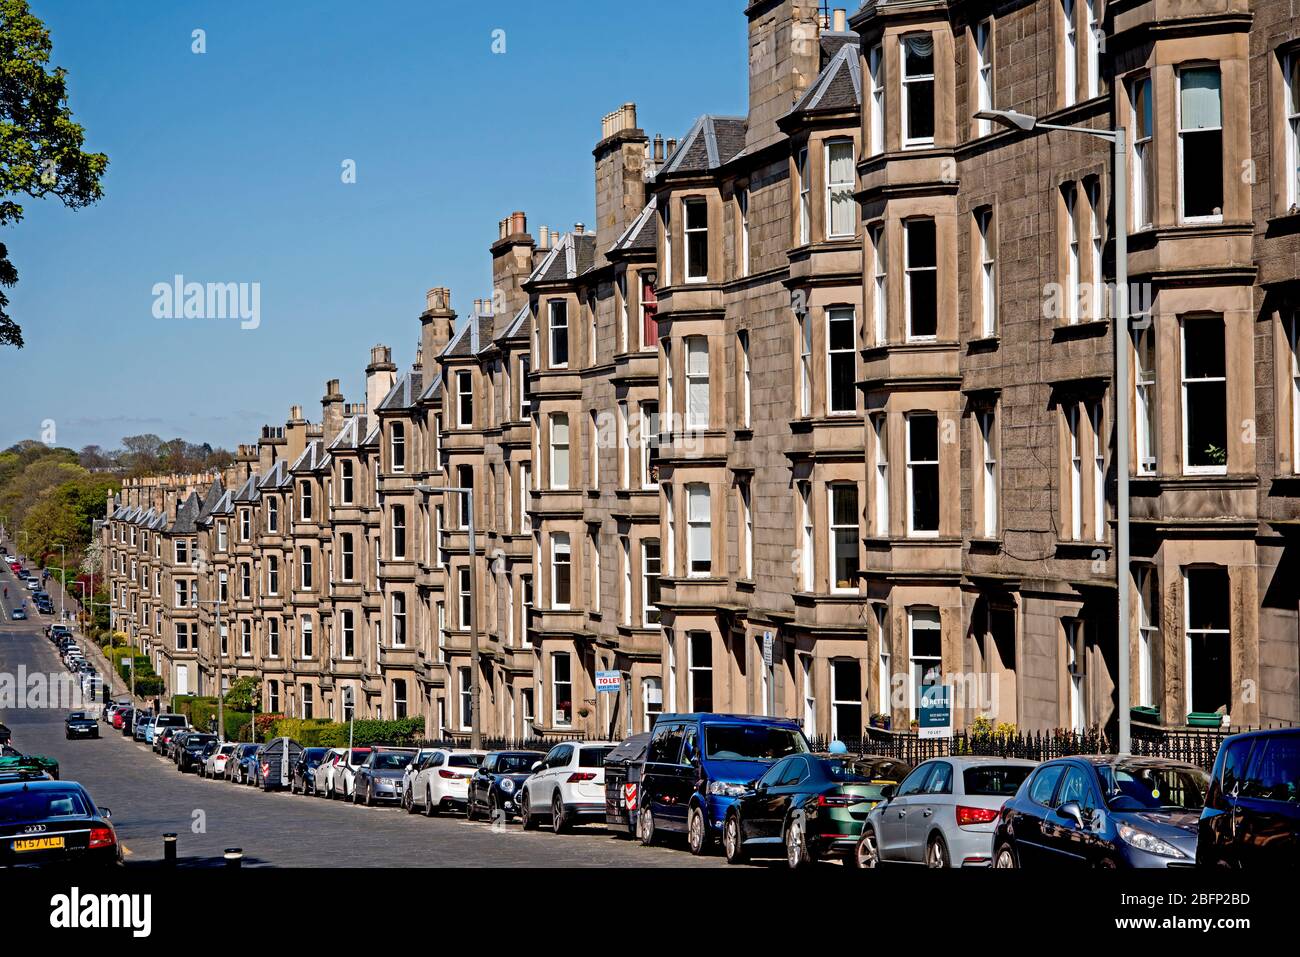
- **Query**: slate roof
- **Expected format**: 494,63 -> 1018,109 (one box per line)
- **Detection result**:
258,459 -> 291,490
658,115 -> 748,178
526,231 -> 598,285
608,195 -> 658,257
233,471 -> 262,503
169,493 -> 202,535
417,372 -> 443,404
197,480 -> 225,521
326,414 -> 370,451
377,371 -> 424,410
500,302 -> 531,341
820,29 -> 858,62
786,40 -> 861,117
289,440 -> 328,475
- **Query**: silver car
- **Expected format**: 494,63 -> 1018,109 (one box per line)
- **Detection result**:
856,756 -> 1037,868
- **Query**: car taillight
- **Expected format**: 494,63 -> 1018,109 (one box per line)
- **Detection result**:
567,772 -> 597,784
817,793 -> 858,808
438,769 -> 459,779
89,827 -> 116,849
956,805 -> 1000,827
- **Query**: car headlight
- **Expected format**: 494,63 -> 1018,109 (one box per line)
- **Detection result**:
1117,822 -> 1185,859
499,777 -> 516,793
706,781 -> 748,798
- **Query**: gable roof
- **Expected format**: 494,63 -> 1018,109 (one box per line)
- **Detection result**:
289,440 -> 328,475
786,40 -> 861,117
526,231 -> 598,285
608,195 -> 658,257
169,493 -> 202,535
377,371 -> 423,410
500,302 -> 531,341
659,115 -> 748,178
258,459 -> 291,490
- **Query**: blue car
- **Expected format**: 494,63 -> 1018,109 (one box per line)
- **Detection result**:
1198,727 -> 1300,868
637,713 -> 810,854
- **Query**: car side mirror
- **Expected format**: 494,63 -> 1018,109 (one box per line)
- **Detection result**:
532,762 -> 543,772
754,781 -> 767,794
101,808 -> 112,820
879,784 -> 897,801
1058,800 -> 1085,829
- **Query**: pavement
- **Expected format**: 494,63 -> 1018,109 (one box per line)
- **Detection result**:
0,556 -> 726,869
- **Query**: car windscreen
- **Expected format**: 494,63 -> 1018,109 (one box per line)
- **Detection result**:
0,789 -> 90,823
704,725 -> 809,762
963,765 -> 1033,796
372,752 -> 413,770
495,754 -> 538,773
821,758 -> 887,783
1099,764 -> 1209,811
448,754 -> 483,769
579,747 -> 614,768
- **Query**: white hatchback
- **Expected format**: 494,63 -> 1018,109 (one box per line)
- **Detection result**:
520,741 -> 617,833
406,749 -> 485,816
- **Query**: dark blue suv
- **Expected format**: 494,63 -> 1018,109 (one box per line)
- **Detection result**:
1198,728 -> 1300,868
637,713 -> 809,855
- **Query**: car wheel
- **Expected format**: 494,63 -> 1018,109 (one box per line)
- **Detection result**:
551,794 -> 568,835
687,805 -> 711,856
723,814 -> 747,865
638,805 -> 657,847
489,791 -> 503,823
993,842 -> 1018,869
364,783 -> 374,807
466,793 -> 480,821
403,787 -> 415,814
926,834 -> 950,869
521,791 -> 538,830
424,787 -> 438,818
785,816 -> 813,870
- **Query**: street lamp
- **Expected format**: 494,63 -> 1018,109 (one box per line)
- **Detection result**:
976,109 -> 1132,753
53,542 -> 66,621
425,483 -> 481,751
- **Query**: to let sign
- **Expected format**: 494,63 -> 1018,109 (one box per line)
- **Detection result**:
595,671 -> 621,693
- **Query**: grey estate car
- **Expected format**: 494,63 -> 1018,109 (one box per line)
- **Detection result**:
855,756 -> 1037,868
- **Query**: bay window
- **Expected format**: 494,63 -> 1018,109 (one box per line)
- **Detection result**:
826,139 -> 855,238
686,483 -> 711,577
901,34 -> 935,147
1178,65 -> 1224,221
684,197 -> 709,282
904,218 -> 937,339
1181,315 -> 1227,474
827,307 -> 856,414
905,413 -> 939,536
829,483 -> 859,592
685,336 -> 709,429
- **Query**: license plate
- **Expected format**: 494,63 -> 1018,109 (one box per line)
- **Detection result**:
13,836 -> 65,852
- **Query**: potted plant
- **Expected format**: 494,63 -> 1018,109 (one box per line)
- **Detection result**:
868,712 -> 891,731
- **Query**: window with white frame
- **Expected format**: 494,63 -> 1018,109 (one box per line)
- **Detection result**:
265,616 -> 280,658
339,533 -> 353,581
797,147 -> 811,244
872,413 -> 889,535
978,409 -> 998,536
266,497 -> 278,533
798,480 -> 814,591
870,223 -> 887,344
640,400 -> 659,488
826,139 -> 855,238
589,527 -> 601,609
549,299 -> 569,368
300,481 -> 313,521
689,632 -> 713,711
1089,400 -> 1105,539
901,34 -> 935,147
1066,618 -> 1086,730
589,410 -> 600,489
455,372 -> 473,429
737,330 -> 751,428
391,504 -> 406,560
642,677 -> 663,732
908,607 -> 942,717
1066,402 -> 1083,540
827,307 -> 856,414
458,666 -> 472,730
1062,182 -> 1080,324
662,202 -> 672,286
801,654 -> 816,735
391,422 -> 406,471
1178,65 -> 1224,221
976,207 -> 996,336
1289,314 -> 1300,471
663,484 -> 675,577
906,413 -> 939,536
904,218 -> 937,339
550,413 -> 570,489
1086,178 -> 1103,320
739,481 -> 753,580
1084,0 -> 1099,99
868,44 -> 884,155
737,187 -> 750,276
686,484 -> 711,577
391,591 -> 407,647
640,272 -> 658,350
300,614 -> 313,659
340,459 -> 354,504
684,197 -> 709,282
1134,322 -> 1158,474
551,532 -> 571,608
1061,0 -> 1077,107
1181,315 -> 1228,474
642,538 -> 661,625
831,659 -> 862,739
239,508 -> 251,541
340,609 -> 356,658
240,619 -> 251,657
551,651 -> 573,726
458,565 -> 472,627
1286,53 -> 1300,210
664,339 -> 674,431
874,604 -> 890,712
1135,565 -> 1158,708
1185,567 -> 1231,717
621,536 -> 631,626
217,520 -> 228,552
829,483 -> 859,592
519,354 -> 532,417
1130,74 -> 1154,229
685,336 -> 709,429
239,562 -> 251,599
299,545 -> 313,589
799,312 -> 813,416
975,21 -> 993,135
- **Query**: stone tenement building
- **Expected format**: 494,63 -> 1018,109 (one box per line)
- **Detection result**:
104,0 -> 1300,741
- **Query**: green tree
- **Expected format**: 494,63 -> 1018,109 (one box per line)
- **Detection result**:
0,0 -> 108,348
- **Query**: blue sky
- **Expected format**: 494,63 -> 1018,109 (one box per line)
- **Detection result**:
0,0 -> 747,452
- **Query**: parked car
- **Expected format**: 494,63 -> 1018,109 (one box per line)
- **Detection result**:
853,756 -> 1034,869
153,725 -> 183,757
227,744 -> 261,784
520,741 -> 617,833
637,713 -> 810,854
352,747 -> 416,805
133,714 -> 155,743
466,751 -> 545,821
177,733 -> 219,773
396,748 -> 440,806
604,733 -> 652,836
724,752 -> 916,868
48,624 -> 72,641
0,780 -> 120,867
256,737 -> 302,792
404,749 -> 485,815
329,747 -> 372,799
150,714 -> 188,752
993,756 -> 1207,868
1198,727 -> 1300,868
290,747 -> 328,795
202,743 -> 238,779
9,608 -> 25,621
63,712 -> 99,740
312,748 -> 346,796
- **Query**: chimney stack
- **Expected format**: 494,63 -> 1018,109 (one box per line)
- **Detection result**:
366,344 -> 398,416
285,405 -> 309,463
321,378 -> 345,444
420,287 -> 456,375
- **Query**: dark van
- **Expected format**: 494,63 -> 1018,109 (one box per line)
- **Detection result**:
1198,728 -> 1300,868
637,713 -> 809,855
604,732 -> 652,836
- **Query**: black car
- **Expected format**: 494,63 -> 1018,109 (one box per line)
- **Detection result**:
290,748 -> 328,795
177,734 -> 218,773
994,756 -> 1208,868
1198,728 -> 1300,868
64,712 -> 99,740
0,780 -> 121,867
467,750 -> 544,821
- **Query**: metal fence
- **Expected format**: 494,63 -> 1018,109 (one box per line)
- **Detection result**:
410,735 -> 592,752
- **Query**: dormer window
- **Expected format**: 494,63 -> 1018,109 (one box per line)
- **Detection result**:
684,198 -> 709,282
901,34 -> 935,148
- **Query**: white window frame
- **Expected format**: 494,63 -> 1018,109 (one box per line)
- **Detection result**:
549,299 -> 569,369
797,147 -> 811,244
1176,64 -> 1224,225
905,413 -> 939,538
1135,565 -> 1158,708
1061,0 -> 1077,107
1063,183 -> 1080,324
826,306 -> 856,415
737,330 -> 751,428
900,33 -> 936,149
977,207 -> 996,336
739,481 -> 753,580
868,44 -> 884,155
1084,0 -> 1099,99
391,422 -> 406,471
1066,403 -> 1082,540
1134,322 -> 1157,474
799,480 -> 814,591
683,197 -> 709,283
686,483 -> 711,578
456,372 -> 473,429
799,312 -> 813,416
907,607 -> 942,718
975,21 -> 993,136
737,186 -> 750,276
870,223 -> 887,344
978,409 -> 998,537
685,336 -> 709,430
642,538 -> 661,626
551,532 -> 571,609
828,483 -> 859,594
550,413 -> 570,489
1180,315 -> 1228,476
872,413 -> 889,535
825,138 -> 855,239
904,218 -> 937,341
1286,53 -> 1300,211
1089,400 -> 1105,539
1130,74 -> 1154,231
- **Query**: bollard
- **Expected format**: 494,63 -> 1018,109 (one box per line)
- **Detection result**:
224,847 -> 243,869
163,832 -> 177,866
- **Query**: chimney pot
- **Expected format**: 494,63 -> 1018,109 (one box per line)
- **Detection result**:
832,7 -> 847,31
574,223 -> 585,235
653,133 -> 664,162
511,210 -> 527,235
